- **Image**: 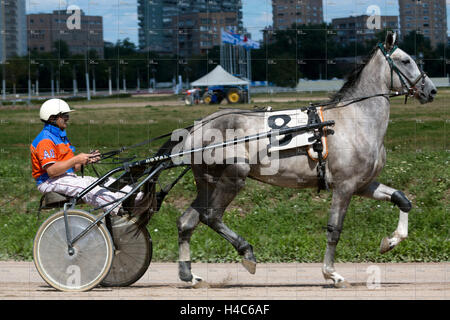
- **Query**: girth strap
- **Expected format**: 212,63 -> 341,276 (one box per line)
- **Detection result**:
303,105 -> 330,193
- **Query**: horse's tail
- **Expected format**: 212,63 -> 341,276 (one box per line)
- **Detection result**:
138,136 -> 190,223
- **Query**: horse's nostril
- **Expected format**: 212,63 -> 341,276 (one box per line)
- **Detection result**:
430,89 -> 437,95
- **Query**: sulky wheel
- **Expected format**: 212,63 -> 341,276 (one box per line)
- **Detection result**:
100,215 -> 152,287
33,209 -> 114,292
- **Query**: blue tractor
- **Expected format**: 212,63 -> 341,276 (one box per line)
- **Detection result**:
201,85 -> 248,105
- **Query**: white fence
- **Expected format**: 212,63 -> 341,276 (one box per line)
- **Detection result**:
295,78 -> 449,92
296,79 -> 344,93
249,77 -> 450,94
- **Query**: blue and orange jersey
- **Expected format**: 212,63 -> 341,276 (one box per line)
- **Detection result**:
30,124 -> 76,185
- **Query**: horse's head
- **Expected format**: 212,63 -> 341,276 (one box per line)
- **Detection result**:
381,32 -> 437,104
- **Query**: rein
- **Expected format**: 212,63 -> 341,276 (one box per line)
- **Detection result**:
96,43 -> 427,161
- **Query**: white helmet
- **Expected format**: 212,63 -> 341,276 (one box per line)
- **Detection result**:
39,99 -> 75,121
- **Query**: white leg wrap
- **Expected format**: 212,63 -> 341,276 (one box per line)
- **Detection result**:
395,210 -> 408,239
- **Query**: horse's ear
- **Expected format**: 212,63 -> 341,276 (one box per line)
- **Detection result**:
385,31 -> 397,51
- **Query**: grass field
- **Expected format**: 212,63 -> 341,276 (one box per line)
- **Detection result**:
0,92 -> 448,263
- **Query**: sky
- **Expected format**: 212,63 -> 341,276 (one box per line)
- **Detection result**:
26,0 -> 450,43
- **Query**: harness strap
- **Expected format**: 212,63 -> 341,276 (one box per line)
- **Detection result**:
305,106 -> 329,193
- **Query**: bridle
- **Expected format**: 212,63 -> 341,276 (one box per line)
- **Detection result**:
377,42 -> 428,103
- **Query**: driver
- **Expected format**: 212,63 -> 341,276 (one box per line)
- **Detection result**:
30,98 -> 141,216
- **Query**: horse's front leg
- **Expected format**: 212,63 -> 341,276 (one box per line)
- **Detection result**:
322,190 -> 353,288
357,181 -> 411,253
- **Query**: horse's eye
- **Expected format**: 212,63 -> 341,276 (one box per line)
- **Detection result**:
402,59 -> 410,65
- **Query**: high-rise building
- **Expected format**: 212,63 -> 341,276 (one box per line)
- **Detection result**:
173,11 -> 239,57
399,0 -> 447,47
138,0 -> 243,54
332,15 -> 399,46
0,0 -> 27,62
272,0 -> 323,30
27,10 -> 104,58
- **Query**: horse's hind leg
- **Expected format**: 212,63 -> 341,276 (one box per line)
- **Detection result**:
357,181 -> 411,253
199,163 -> 257,273
177,203 -> 203,284
177,163 -> 255,284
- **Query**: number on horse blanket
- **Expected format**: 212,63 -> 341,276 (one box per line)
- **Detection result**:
264,108 -> 328,161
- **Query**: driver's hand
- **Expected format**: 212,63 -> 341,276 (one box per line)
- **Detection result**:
88,150 -> 101,164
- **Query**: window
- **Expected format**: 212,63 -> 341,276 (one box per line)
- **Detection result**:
200,41 -> 212,47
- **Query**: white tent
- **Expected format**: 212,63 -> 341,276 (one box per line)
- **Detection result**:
191,65 -> 249,87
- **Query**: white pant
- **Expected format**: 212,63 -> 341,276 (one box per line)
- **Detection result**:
37,173 -> 143,215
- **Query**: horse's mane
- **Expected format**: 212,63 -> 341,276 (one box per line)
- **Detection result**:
330,46 -> 379,101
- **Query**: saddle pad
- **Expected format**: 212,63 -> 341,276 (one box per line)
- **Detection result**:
264,107 -> 328,161
264,109 -> 314,153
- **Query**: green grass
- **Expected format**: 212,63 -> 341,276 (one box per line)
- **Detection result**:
0,92 -> 448,262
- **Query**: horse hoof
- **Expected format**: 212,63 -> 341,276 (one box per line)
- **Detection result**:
380,237 -> 394,254
334,280 -> 351,289
192,275 -> 209,288
242,258 -> 256,274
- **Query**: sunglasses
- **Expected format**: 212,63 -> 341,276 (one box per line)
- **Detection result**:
59,113 -> 70,120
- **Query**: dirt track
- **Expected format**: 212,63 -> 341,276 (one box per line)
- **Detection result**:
0,261 -> 448,300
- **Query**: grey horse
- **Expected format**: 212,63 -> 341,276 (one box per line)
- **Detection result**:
172,33 -> 437,288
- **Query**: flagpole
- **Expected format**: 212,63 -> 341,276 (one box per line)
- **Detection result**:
229,44 -> 233,74
220,28 -> 224,68
247,48 -> 251,104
